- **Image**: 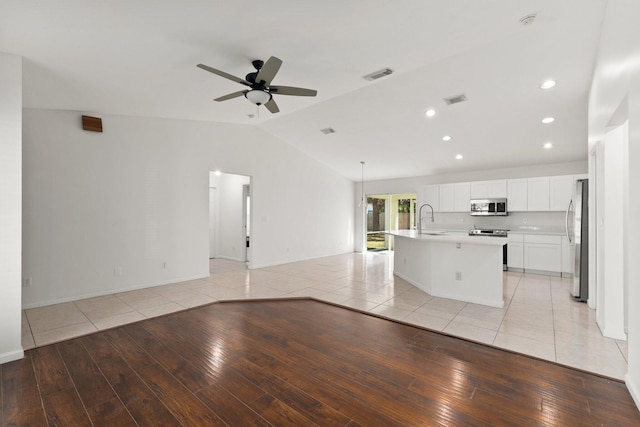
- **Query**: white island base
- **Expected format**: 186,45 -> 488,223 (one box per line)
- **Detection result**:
390,230 -> 506,308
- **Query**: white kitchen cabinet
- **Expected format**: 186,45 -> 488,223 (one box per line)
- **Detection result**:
438,182 -> 470,212
439,183 -> 454,212
549,175 -> 574,211
470,180 -> 507,199
507,179 -> 528,211
523,234 -> 561,273
527,177 -> 550,211
453,182 -> 471,212
507,234 -> 524,270
421,185 -> 440,212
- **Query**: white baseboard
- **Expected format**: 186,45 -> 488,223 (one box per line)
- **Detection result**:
0,348 -> 24,365
625,373 -> 640,412
602,329 -> 628,340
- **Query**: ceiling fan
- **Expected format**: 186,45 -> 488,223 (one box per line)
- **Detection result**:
197,56 -> 317,114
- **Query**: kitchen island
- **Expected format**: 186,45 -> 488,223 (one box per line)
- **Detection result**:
388,230 -> 507,308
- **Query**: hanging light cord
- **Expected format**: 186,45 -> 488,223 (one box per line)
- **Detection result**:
360,161 -> 365,207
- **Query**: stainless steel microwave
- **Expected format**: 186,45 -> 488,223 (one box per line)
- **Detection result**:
470,198 -> 508,216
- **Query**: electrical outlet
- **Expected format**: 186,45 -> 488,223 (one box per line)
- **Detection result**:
455,272 -> 462,281
23,277 -> 32,287
114,267 -> 123,277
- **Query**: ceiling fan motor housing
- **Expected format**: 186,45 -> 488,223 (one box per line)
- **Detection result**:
246,72 -> 258,84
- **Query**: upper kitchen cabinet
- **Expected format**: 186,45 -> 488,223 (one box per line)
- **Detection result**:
527,177 -> 550,211
421,185 -> 440,212
439,182 -> 470,212
470,180 -> 507,199
454,182 -> 471,212
549,175 -> 574,211
439,183 -> 455,212
507,179 -> 528,211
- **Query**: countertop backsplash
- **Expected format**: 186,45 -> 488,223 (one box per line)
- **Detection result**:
419,211 -> 566,234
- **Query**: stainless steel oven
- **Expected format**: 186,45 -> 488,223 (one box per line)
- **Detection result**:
468,228 -> 508,270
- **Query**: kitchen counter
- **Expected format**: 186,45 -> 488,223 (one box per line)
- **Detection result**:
389,229 -> 507,245
388,230 -> 505,308
508,226 -> 566,236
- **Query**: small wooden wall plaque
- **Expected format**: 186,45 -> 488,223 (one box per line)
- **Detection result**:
82,115 -> 103,132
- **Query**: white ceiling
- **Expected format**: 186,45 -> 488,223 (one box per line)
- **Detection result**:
1,0 -> 606,181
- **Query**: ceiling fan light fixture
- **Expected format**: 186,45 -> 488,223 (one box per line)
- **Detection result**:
245,89 -> 271,105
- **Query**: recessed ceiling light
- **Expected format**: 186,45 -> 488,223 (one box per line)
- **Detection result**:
540,80 -> 556,89
442,135 -> 452,141
541,117 -> 555,124
543,142 -> 553,149
425,109 -> 436,117
455,154 -> 463,160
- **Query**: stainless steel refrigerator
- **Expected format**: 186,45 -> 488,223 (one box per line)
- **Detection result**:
566,179 -> 588,302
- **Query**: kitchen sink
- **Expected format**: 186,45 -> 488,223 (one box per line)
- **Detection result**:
419,230 -> 448,235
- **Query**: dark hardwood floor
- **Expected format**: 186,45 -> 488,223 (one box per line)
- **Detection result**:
2,299 -> 639,426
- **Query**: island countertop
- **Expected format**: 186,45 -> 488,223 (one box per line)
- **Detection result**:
388,229 -> 507,245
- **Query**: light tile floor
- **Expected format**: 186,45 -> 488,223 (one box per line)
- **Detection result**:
22,252 -> 628,379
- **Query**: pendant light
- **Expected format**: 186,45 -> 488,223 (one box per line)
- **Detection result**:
358,161 -> 365,207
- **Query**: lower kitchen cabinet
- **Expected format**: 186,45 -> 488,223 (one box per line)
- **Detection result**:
523,234 -> 561,274
507,234 -> 524,270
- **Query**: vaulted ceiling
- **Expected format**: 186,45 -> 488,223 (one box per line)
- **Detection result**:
1,0 -> 606,180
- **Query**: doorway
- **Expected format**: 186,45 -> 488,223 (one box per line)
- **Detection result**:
366,193 -> 416,251
242,184 -> 250,263
209,171 -> 251,262
209,186 -> 217,259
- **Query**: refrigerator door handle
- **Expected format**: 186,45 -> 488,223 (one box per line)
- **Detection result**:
565,199 -> 573,243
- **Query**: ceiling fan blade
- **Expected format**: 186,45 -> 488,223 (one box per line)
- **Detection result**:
270,85 -> 317,97
255,56 -> 282,86
264,98 -> 280,114
214,90 -> 247,102
197,64 -> 250,86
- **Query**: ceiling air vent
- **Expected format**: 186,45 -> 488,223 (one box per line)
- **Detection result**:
363,68 -> 393,81
320,127 -> 336,135
444,94 -> 468,105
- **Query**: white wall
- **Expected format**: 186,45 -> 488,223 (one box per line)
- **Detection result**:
354,161 -> 587,252
0,53 -> 24,363
598,123 -> 626,339
22,109 -> 354,308
588,0 -> 640,409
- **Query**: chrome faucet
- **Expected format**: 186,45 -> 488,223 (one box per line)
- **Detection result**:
418,204 -> 434,234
